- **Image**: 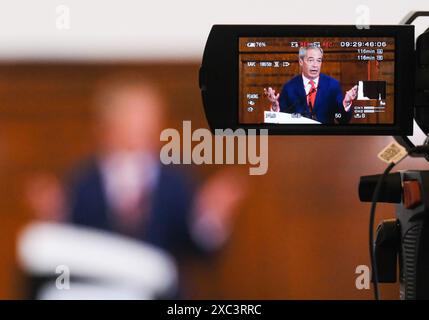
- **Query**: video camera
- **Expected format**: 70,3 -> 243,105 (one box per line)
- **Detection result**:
200,24 -> 427,136
199,12 -> 429,300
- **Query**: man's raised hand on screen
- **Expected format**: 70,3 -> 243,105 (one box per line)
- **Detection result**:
343,85 -> 358,111
264,87 -> 280,112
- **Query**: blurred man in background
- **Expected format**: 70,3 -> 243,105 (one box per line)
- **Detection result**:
73,76 -> 245,252
27,75 -> 246,253
23,75 -> 246,298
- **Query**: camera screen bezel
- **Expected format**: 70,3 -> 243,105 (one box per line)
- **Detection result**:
199,24 -> 415,135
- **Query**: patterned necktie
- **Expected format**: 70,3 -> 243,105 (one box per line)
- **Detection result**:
307,80 -> 317,112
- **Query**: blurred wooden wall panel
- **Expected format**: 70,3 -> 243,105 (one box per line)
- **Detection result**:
0,62 -> 427,299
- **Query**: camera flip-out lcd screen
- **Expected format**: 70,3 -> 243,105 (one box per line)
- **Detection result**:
199,25 -> 415,135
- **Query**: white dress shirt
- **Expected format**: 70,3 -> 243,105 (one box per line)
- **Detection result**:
99,152 -> 159,219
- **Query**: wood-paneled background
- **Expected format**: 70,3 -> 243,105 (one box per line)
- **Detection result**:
0,62 -> 427,299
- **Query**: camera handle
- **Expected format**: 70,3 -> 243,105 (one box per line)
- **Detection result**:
359,171 -> 429,299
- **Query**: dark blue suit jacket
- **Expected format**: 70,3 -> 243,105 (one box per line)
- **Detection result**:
279,73 -> 352,124
68,161 -> 197,256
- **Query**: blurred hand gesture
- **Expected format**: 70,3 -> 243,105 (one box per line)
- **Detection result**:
24,173 -> 67,221
192,168 -> 248,249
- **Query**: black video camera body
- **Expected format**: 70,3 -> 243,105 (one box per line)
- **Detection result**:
200,24 -> 429,136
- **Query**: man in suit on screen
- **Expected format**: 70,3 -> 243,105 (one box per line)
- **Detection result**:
265,43 -> 358,124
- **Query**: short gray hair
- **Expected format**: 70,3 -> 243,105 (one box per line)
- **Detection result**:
298,44 -> 324,60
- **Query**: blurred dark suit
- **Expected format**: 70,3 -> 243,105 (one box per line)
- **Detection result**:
69,160 -> 197,256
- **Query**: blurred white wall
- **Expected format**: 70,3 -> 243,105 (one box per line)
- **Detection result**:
0,0 -> 428,61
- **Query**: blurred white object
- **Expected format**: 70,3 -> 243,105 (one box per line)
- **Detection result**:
17,222 -> 178,300
37,282 -> 152,300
